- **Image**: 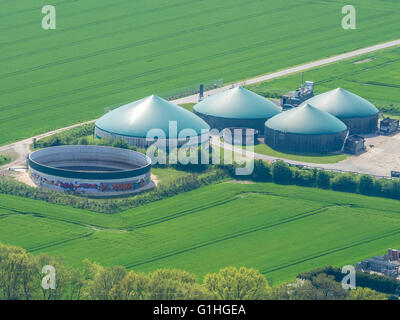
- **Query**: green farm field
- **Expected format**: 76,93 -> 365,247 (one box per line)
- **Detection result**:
248,46 -> 400,113
1,181 -> 400,284
1,0 -> 400,145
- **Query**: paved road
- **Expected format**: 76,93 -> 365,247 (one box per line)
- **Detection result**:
174,39 -> 400,104
210,136 -> 387,178
1,39 -> 399,176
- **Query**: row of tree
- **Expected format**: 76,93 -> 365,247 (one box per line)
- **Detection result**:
298,266 -> 400,296
0,242 -> 388,300
226,160 -> 400,200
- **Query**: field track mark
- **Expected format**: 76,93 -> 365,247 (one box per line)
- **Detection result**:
130,197 -> 239,229
0,2 -> 305,80
0,0 -> 134,30
0,205 -> 117,232
0,0 -> 196,47
124,206 -> 332,269
27,230 -> 95,253
260,228 -> 400,275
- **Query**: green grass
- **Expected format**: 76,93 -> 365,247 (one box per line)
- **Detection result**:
180,103 -> 195,112
251,144 -> 350,164
247,46 -> 400,114
0,155 -> 11,166
151,167 -> 192,185
1,0 -> 399,146
220,140 -> 349,164
1,181 -> 400,284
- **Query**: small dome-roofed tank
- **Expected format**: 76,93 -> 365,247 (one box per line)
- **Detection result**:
264,103 -> 348,154
193,86 -> 281,133
302,88 -> 379,134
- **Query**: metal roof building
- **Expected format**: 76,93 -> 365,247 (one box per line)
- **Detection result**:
264,104 -> 348,154
193,86 -> 281,133
302,88 -> 379,134
95,95 -> 210,147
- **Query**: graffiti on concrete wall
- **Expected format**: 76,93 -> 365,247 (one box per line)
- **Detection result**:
30,171 -> 150,193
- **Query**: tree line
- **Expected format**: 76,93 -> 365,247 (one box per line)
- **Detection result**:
225,160 -> 400,201
0,242 -> 388,300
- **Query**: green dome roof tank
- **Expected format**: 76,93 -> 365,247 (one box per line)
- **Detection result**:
265,103 -> 348,135
302,88 -> 379,119
194,86 -> 281,119
95,95 -> 210,138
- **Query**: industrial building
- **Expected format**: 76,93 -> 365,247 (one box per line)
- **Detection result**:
380,117 -> 399,135
193,86 -> 281,133
95,95 -> 210,148
28,145 -> 152,197
344,135 -> 366,155
280,79 -> 314,109
264,103 -> 348,154
302,88 -> 379,134
356,249 -> 400,278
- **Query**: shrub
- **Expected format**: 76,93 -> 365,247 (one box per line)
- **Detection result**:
292,169 -> 315,187
272,161 -> 292,184
359,175 -> 375,195
252,160 -> 272,182
78,137 -> 89,145
331,174 -> 358,193
316,170 -> 331,189
112,139 -> 129,149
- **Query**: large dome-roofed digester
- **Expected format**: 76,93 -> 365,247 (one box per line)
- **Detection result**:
193,86 -> 281,132
264,103 -> 348,154
302,88 -> 379,134
95,95 -> 210,147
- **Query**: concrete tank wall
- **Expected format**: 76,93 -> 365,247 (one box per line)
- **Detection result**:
28,145 -> 153,197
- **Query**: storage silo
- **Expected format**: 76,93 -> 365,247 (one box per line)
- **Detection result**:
95,95 -> 210,148
302,88 -> 379,134
193,86 -> 280,133
264,103 -> 348,154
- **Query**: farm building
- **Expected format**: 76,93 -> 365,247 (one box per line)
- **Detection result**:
193,86 -> 280,133
95,95 -> 210,148
264,103 -> 348,154
302,88 -> 379,134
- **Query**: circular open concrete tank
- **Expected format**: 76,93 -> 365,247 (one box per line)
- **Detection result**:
28,145 -> 152,197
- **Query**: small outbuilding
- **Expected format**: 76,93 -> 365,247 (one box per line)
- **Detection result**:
264,103 -> 348,154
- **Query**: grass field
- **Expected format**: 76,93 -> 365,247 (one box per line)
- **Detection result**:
223,141 -> 350,164
151,167 -> 193,185
247,46 -> 400,114
1,0 -> 399,146
1,181 -> 400,284
251,144 -> 349,164
0,155 -> 11,166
